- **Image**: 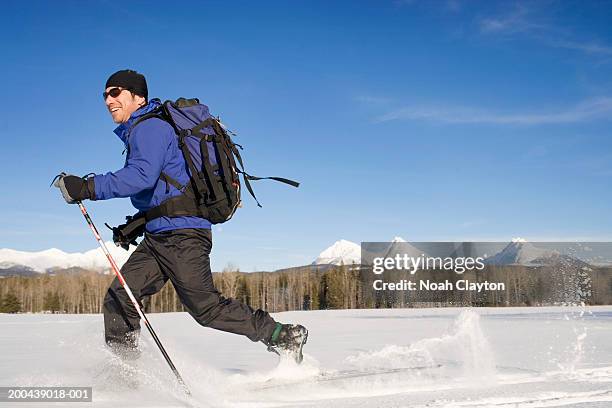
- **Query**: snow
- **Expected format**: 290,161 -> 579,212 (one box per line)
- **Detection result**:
0,243 -> 135,273
1,306 -> 611,407
313,237 -> 412,266
382,240 -> 426,261
314,239 -> 361,265
485,240 -> 557,265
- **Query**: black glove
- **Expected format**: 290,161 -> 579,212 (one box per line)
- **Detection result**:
107,214 -> 146,250
53,173 -> 95,204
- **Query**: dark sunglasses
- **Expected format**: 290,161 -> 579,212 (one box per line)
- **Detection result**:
102,87 -> 129,100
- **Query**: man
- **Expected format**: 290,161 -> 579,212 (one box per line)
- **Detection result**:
55,69 -> 308,363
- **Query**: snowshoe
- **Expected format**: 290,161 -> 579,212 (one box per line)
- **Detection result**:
264,323 -> 308,364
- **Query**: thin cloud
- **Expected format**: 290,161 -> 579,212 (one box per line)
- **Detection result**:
547,39 -> 612,56
479,5 -> 545,35
479,4 -> 612,57
376,97 -> 612,125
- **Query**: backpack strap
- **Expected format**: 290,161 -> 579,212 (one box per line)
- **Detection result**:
197,135 -> 224,202
230,145 -> 299,207
144,192 -> 203,222
241,172 -> 300,187
160,172 -> 186,194
230,141 -> 300,188
203,131 -> 240,205
130,109 -> 165,130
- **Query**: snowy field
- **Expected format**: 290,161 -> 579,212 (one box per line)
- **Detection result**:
0,306 -> 611,408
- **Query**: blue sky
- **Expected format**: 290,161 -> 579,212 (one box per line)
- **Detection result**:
1,0 -> 612,271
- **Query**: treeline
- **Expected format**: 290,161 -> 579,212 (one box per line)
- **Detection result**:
0,266 -> 327,314
0,271 -> 112,314
0,264 -> 610,314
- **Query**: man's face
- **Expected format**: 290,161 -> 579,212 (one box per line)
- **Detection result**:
104,87 -> 145,124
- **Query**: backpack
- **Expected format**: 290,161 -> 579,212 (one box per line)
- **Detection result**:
135,98 -> 299,224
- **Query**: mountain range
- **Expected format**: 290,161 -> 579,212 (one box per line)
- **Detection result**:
0,238 -> 600,276
0,244 -> 135,275
316,238 -> 597,269
484,240 -> 555,266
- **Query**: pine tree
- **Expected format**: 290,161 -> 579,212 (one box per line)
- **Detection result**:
43,292 -> 61,312
1,292 -> 21,313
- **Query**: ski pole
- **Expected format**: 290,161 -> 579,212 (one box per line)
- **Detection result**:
76,201 -> 191,396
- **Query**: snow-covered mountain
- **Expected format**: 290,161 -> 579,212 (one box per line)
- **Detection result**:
484,239 -> 556,265
311,237 -> 596,269
314,239 -> 361,265
7,237 -> 595,274
484,239 -> 589,267
314,237 -> 417,266
382,236 -> 425,260
0,244 -> 136,274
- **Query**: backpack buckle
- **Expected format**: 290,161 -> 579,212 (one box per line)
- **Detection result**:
178,129 -> 192,148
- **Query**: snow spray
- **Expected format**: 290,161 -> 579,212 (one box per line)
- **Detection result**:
346,310 -> 496,385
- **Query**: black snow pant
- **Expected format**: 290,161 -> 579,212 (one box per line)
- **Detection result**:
103,228 -> 277,353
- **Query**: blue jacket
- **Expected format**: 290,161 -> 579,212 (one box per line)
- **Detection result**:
93,99 -> 211,233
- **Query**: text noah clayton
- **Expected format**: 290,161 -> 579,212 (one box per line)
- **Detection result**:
373,279 -> 505,292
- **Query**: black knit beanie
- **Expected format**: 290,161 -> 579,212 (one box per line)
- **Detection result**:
105,69 -> 148,101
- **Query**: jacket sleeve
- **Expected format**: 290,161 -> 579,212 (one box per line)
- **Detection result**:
93,119 -> 172,200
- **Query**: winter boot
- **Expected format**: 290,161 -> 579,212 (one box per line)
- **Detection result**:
264,323 -> 308,364
106,329 -> 141,361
